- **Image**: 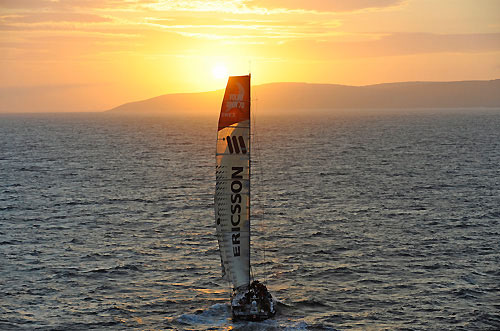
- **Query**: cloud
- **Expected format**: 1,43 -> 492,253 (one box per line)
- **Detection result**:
0,0 -> 250,14
249,0 -> 405,12
142,1 -> 264,14
379,33 -> 500,55
283,32 -> 500,59
0,0 -> 406,14
142,0 -> 406,14
0,0 -> 153,10
142,15 -> 343,43
0,13 -> 112,24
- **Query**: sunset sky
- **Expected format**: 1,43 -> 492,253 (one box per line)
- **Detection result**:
1,0 -> 499,112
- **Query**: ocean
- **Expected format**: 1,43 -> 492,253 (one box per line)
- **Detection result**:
1,109 -> 499,330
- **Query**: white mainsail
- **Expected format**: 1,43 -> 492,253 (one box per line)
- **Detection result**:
215,75 -> 251,289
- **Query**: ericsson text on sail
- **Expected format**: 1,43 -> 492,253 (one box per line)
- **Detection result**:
231,166 -> 243,256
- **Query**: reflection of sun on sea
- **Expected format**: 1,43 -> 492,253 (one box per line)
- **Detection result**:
212,64 -> 228,80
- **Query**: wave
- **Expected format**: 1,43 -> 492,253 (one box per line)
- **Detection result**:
175,303 -> 230,327
172,303 -> 320,330
84,264 -> 142,274
293,299 -> 331,309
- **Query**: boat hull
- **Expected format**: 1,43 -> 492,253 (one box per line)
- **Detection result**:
231,280 -> 276,321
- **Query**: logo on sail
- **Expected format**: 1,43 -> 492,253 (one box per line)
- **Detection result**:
224,82 -> 245,113
224,136 -> 247,154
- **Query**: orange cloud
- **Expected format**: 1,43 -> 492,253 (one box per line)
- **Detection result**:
0,13 -> 112,24
278,33 -> 500,59
143,16 -> 342,42
249,0 -> 405,12
0,0 -> 152,10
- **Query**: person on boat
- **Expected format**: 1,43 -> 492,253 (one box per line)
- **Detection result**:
251,280 -> 272,312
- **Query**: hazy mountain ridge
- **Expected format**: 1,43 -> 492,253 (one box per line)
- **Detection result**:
107,79 -> 500,115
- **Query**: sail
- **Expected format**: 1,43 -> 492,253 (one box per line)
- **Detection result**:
215,75 -> 251,289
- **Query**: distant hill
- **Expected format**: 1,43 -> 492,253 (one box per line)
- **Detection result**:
106,79 -> 500,115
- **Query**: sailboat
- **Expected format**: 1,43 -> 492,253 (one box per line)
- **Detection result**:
215,74 -> 276,321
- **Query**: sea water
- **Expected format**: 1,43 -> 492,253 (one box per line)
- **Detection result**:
1,110 -> 499,330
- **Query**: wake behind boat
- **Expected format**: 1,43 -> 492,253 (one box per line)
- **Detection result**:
214,74 -> 276,321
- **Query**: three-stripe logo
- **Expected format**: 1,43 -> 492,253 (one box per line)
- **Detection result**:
223,136 -> 247,154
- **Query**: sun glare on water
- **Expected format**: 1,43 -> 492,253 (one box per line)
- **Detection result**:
212,64 -> 228,80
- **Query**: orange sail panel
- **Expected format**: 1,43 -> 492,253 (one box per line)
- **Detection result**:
218,75 -> 250,131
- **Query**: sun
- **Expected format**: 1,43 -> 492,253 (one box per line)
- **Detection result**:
212,63 -> 228,80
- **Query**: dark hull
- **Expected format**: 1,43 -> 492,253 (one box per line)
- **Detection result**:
231,280 -> 276,321
232,308 -> 276,321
